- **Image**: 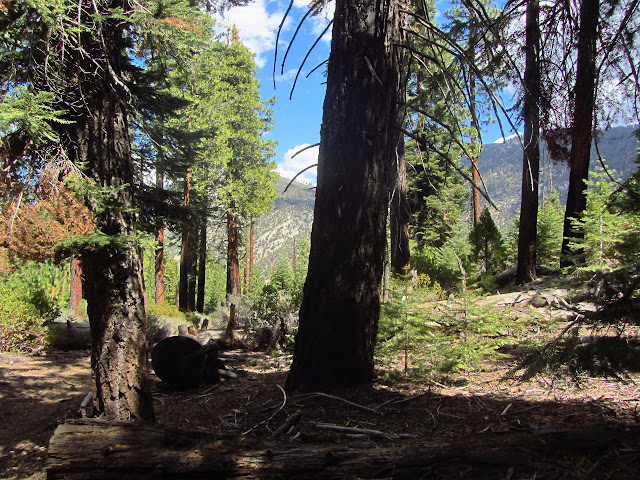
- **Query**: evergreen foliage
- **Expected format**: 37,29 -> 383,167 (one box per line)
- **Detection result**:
567,165 -> 640,270
469,207 -> 506,274
536,190 -> 564,268
379,280 -> 519,378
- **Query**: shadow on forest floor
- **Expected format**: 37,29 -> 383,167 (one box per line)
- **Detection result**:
2,346 -> 640,478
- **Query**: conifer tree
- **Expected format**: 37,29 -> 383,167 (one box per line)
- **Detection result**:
0,0 -> 223,421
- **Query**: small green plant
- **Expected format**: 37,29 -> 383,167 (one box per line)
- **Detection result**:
425,293 -> 513,374
0,282 -> 49,352
378,284 -> 520,379
378,275 -> 437,375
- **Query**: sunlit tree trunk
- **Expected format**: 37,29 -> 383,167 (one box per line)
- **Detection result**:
516,0 -> 541,283
188,228 -> 197,311
196,219 -> 207,314
390,135 -> 411,275
178,171 -> 191,311
226,207 -> 241,336
155,170 -> 165,305
68,255 -> 83,319
286,0 -> 407,392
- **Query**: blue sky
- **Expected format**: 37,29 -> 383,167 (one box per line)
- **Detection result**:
215,0 -> 518,184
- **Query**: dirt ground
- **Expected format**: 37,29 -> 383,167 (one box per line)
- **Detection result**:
2,339 -> 640,479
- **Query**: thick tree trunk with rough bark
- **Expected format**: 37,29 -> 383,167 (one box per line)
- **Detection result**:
560,0 -> 599,268
516,0 -> 541,284
390,135 -> 411,275
286,0 -> 407,392
56,0 -> 154,422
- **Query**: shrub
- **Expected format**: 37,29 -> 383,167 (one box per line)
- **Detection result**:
146,302 -> 186,345
0,283 -> 49,352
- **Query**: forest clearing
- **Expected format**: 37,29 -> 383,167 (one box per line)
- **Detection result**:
2,274 -> 640,479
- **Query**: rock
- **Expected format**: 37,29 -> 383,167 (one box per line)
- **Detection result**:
530,294 -> 548,308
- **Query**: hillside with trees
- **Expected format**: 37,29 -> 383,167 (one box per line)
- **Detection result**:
481,124 -> 640,227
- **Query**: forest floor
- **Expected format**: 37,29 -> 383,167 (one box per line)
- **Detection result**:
2,280 -> 640,479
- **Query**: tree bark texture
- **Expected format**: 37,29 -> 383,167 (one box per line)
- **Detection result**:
55,0 -> 154,422
179,173 -> 191,311
516,0 -> 541,284
188,229 -> 197,311
471,155 -> 482,226
155,170 -> 165,306
469,77 -> 482,227
48,419 -> 640,479
226,209 -> 241,336
286,0 -> 407,392
68,255 -> 83,319
196,220 -> 207,313
390,135 -> 411,275
155,226 -> 165,305
560,0 -> 599,267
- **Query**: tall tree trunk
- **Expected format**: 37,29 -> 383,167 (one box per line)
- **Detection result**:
68,255 -> 83,319
58,0 -> 153,422
155,170 -> 165,306
286,0 -> 407,392
471,156 -> 482,225
516,0 -> 541,284
390,135 -> 411,275
249,220 -> 255,279
188,226 -> 197,311
155,226 -> 165,305
179,228 -> 190,311
469,73 -> 482,227
226,208 -> 241,336
383,235 -> 391,303
57,5 -> 153,420
196,220 -> 207,314
560,0 -> 599,267
178,172 -> 191,311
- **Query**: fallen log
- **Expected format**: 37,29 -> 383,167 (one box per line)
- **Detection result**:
46,418 -> 640,479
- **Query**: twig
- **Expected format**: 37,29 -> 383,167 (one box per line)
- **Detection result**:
293,392 -> 381,415
272,411 -> 303,438
242,385 -> 287,435
314,422 -> 417,439
377,391 -> 429,409
500,403 -> 513,417
191,384 -> 220,399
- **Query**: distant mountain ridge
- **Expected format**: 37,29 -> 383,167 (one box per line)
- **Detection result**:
478,124 -> 639,227
253,177 -> 315,275
251,125 -> 639,274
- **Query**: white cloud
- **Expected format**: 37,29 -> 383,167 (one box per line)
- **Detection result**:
494,132 -> 522,144
274,68 -> 298,83
217,0 -> 334,68
278,143 -> 318,184
217,0 -> 287,68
